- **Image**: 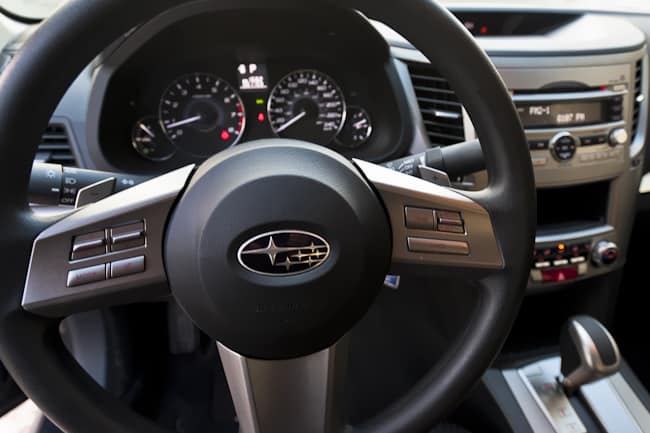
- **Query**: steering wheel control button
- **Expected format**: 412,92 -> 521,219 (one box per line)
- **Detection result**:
407,237 -> 469,255
550,132 -> 578,161
110,256 -> 145,279
404,207 -> 435,230
435,210 -> 465,234
437,224 -> 465,234
70,231 -> 107,261
66,264 -> 107,287
109,221 -> 145,252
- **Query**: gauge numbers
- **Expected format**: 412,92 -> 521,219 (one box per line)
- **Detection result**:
268,70 -> 346,145
131,116 -> 175,161
336,106 -> 373,149
159,73 -> 245,157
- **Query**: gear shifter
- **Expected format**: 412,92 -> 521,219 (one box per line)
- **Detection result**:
559,315 -> 621,393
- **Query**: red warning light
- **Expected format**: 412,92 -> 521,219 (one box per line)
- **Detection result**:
480,26 -> 489,35
257,112 -> 266,123
220,130 -> 231,141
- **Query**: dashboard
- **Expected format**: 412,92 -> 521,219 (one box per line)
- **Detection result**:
96,8 -> 411,174
1,2 -> 649,294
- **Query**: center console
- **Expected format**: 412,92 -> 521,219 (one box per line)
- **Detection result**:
388,11 -> 648,293
500,55 -> 646,291
387,11 -> 650,432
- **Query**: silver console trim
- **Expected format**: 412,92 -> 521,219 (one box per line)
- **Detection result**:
524,121 -> 625,136
513,89 -> 627,103
640,173 -> 650,194
535,225 -> 614,245
581,377 -> 644,433
503,357 -> 650,433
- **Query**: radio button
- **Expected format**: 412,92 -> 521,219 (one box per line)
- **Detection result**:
608,128 -> 628,147
580,136 -> 595,146
580,153 -> 596,162
550,132 -> 577,161
528,140 -> 549,150
532,157 -> 548,167
609,104 -> 623,114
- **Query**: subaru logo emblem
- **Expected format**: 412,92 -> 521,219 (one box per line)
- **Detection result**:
237,230 -> 331,276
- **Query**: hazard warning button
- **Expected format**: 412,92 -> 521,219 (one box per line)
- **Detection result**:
541,266 -> 578,283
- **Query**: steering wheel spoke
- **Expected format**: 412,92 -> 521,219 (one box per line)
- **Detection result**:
218,337 -> 348,433
355,159 -> 504,279
21,165 -> 195,318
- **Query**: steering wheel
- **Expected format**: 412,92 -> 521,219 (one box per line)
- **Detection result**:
0,0 -> 535,432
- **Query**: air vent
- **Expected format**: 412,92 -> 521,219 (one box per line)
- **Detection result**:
632,59 -> 643,140
408,63 -> 465,146
36,124 -> 77,166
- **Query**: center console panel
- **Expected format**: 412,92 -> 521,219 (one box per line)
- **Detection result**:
389,11 -> 648,293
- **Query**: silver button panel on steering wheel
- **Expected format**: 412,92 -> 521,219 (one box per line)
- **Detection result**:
355,160 -> 503,270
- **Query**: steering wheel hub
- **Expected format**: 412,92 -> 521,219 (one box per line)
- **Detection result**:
165,139 -> 392,359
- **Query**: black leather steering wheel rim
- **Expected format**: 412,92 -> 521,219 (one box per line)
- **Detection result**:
0,1 -> 536,432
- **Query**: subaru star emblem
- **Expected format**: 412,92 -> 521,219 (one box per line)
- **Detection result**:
237,230 -> 331,276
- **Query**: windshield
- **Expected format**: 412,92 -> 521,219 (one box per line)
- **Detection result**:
2,0 -> 65,20
4,0 -> 650,20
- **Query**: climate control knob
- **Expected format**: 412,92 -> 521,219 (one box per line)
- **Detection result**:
550,132 -> 578,161
608,128 -> 628,147
592,241 -> 619,267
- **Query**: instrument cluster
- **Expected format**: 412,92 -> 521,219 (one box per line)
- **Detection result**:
131,67 -> 374,162
96,8 -> 409,173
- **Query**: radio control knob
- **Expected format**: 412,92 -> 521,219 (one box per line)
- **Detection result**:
592,241 -> 619,267
550,132 -> 578,162
608,128 -> 628,147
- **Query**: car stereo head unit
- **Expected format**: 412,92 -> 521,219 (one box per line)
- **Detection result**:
516,93 -> 622,129
510,84 -> 631,187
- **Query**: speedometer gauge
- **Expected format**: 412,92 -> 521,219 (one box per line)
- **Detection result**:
159,73 -> 245,157
268,70 -> 346,145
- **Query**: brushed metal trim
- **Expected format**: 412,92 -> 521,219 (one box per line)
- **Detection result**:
512,89 -> 627,103
22,165 -> 195,317
217,339 -> 347,433
503,356 -> 650,433
640,173 -> 650,194
581,377 -> 643,433
535,225 -> 615,244
562,320 -> 621,390
354,159 -> 503,269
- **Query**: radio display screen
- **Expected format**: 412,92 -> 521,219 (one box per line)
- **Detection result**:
516,101 -> 605,128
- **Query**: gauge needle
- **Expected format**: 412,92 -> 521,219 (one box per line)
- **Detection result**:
353,119 -> 368,129
139,123 -> 156,138
165,115 -> 202,129
275,111 -> 307,133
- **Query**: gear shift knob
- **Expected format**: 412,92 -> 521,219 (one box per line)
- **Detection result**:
560,315 -> 621,393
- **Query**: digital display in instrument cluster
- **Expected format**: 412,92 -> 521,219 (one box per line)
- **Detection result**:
237,63 -> 269,92
516,101 -> 605,128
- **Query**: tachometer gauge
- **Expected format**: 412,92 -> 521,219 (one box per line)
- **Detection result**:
159,73 -> 245,157
131,116 -> 175,161
336,106 -> 372,149
268,70 -> 346,145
